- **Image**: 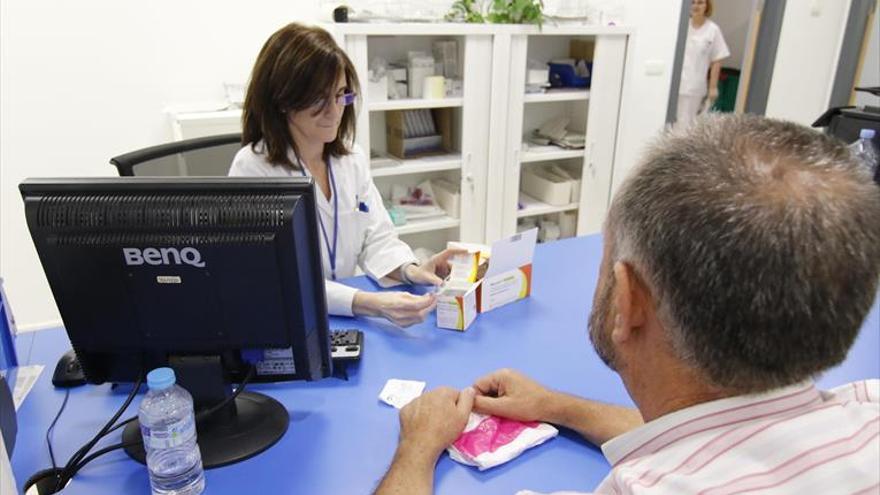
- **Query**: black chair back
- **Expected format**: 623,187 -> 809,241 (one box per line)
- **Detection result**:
110,133 -> 242,177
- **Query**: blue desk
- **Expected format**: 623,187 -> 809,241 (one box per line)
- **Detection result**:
11,235 -> 880,494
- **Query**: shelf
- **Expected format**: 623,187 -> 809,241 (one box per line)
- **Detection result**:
520,146 -> 585,163
371,154 -> 462,177
369,98 -> 463,112
395,216 -> 461,235
326,22 -> 633,37
524,89 -> 590,103
517,194 -> 579,218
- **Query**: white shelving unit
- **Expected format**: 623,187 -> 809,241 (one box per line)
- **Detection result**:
523,88 -> 590,103
517,193 -> 579,218
330,23 -> 493,253
168,23 -> 631,251
368,98 -> 463,111
395,217 -> 461,235
370,153 -> 462,177
520,146 -> 586,163
487,26 -> 631,242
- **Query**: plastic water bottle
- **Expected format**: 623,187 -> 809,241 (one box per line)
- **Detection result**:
849,128 -> 878,176
139,368 -> 205,495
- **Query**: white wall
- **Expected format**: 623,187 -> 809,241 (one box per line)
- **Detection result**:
610,0 -> 684,193
711,0 -> 756,70
0,0 -> 321,331
764,0 -> 851,125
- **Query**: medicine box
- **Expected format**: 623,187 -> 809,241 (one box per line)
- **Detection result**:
476,228 -> 537,313
446,228 -> 538,316
436,282 -> 479,331
436,250 -> 482,331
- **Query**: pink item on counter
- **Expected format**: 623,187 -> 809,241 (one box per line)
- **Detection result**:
447,413 -> 558,471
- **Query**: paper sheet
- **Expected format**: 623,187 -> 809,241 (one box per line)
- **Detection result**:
378,379 -> 426,409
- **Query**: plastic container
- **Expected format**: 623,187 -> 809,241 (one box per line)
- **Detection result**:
139,368 -> 205,495
849,129 -> 878,176
548,62 -> 591,88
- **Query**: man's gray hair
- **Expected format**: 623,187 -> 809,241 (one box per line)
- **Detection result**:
607,114 -> 880,393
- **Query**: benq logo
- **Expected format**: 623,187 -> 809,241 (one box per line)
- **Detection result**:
123,247 -> 205,268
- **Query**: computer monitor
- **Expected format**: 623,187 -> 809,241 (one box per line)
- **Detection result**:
20,177 -> 333,468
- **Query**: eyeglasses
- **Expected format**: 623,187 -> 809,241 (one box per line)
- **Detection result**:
313,91 -> 357,110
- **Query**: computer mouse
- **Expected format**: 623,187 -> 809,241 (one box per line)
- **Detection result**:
52,349 -> 86,388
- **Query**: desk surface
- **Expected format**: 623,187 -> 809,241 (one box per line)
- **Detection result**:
11,235 -> 880,494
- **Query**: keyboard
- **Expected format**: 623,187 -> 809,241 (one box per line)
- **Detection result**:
330,329 -> 363,362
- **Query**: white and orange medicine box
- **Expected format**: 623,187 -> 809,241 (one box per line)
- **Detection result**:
436,228 -> 537,331
436,249 -> 482,331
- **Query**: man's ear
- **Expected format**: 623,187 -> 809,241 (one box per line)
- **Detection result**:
611,261 -> 648,344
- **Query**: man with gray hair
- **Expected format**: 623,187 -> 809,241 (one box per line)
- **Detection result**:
374,114 -> 880,495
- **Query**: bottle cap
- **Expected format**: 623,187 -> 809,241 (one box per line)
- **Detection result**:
860,129 -> 876,139
147,367 -> 176,390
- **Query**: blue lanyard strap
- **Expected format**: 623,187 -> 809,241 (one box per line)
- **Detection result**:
300,161 -> 339,281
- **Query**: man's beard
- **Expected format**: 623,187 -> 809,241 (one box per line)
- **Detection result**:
589,271 -> 619,371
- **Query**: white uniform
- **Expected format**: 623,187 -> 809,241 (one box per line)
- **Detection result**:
677,18 -> 730,126
229,142 -> 417,316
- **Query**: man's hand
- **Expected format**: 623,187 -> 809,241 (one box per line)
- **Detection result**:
404,248 -> 469,286
353,291 -> 437,327
472,368 -> 556,423
474,368 -> 643,446
399,387 -> 475,460
374,387 -> 475,495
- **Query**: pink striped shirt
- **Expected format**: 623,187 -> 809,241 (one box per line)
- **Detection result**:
521,380 -> 879,495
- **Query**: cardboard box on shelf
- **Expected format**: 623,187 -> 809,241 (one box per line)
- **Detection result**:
386,108 -> 453,159
570,39 -> 595,61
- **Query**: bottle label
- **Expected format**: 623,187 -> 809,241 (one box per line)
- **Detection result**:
141,415 -> 196,449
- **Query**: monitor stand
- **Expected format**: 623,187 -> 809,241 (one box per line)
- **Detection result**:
123,355 -> 288,468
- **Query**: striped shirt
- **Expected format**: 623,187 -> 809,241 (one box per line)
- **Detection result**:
521,380 -> 880,495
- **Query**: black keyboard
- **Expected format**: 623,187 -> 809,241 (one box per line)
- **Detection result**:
330,329 -> 363,362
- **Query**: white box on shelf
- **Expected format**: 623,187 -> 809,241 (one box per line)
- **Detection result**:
521,168 -> 572,206
432,179 -> 461,218
368,74 -> 389,102
557,211 -> 577,239
547,164 -> 582,203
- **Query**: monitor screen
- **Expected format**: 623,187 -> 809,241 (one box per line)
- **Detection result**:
20,176 -> 333,467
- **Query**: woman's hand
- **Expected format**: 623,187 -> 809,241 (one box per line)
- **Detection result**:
707,86 -> 719,105
403,248 -> 469,286
352,291 -> 437,327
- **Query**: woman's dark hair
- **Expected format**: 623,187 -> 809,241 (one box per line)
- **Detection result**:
242,23 -> 360,169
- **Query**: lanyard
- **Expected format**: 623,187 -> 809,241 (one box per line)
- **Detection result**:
300,160 -> 339,281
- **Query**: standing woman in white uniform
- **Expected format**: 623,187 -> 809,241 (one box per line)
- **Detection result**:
677,0 -> 730,127
230,23 -> 459,327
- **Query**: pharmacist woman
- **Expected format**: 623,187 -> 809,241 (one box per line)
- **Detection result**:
229,23 -> 460,327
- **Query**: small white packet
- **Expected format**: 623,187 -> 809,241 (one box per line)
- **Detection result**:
378,379 -> 426,409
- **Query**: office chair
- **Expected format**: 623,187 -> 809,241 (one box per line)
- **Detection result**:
110,133 -> 242,177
